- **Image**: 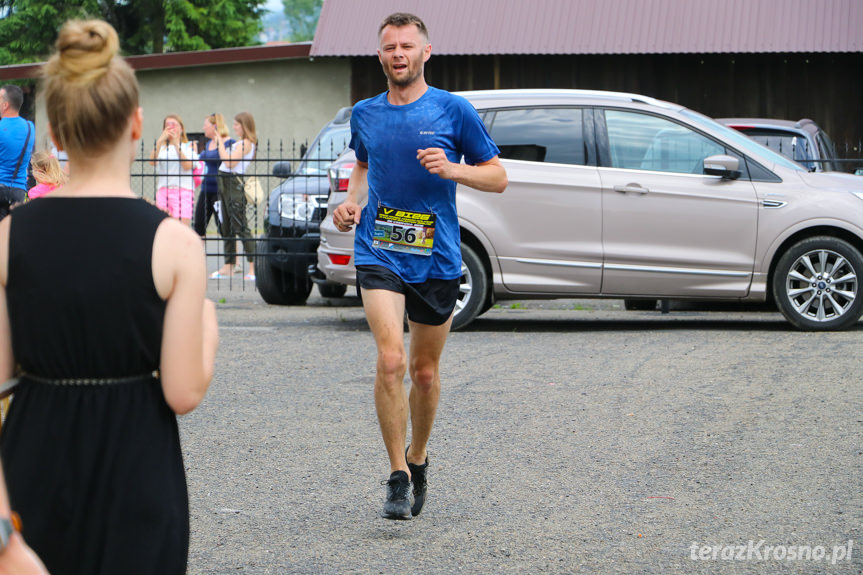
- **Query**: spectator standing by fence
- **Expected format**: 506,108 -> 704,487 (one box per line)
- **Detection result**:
212,112 -> 257,280
0,19 -> 218,574
195,113 -> 233,240
149,114 -> 198,226
0,85 -> 35,220
49,140 -> 68,174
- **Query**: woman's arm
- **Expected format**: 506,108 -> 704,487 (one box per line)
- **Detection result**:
177,142 -> 193,171
147,145 -> 159,167
218,138 -> 253,169
148,128 -> 171,167
0,462 -> 48,574
216,135 -> 231,166
0,222 -> 49,574
0,219 -> 13,384
152,219 -> 218,414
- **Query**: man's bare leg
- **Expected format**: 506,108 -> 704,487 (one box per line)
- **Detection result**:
405,315 -> 451,516
362,287 -> 417,519
406,317 -> 451,465
361,288 -> 411,476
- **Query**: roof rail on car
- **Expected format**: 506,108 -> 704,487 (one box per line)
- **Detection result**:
453,88 -> 676,109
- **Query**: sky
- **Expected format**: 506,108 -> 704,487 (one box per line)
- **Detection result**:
264,0 -> 282,14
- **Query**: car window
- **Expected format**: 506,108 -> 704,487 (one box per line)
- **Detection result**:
299,127 -> 351,176
681,109 -> 804,172
484,108 -> 586,165
733,128 -> 815,168
604,110 -> 724,174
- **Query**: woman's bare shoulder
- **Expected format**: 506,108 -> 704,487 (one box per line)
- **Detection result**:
152,218 -> 205,299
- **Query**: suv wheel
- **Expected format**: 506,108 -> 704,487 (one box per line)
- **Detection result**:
318,281 -> 348,298
451,244 -> 488,331
255,239 -> 312,305
773,236 -> 863,331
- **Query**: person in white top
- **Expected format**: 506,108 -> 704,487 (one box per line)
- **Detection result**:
211,112 -> 257,280
49,142 -> 68,174
148,114 -> 197,226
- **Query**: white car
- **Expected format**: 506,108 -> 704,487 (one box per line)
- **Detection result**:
316,89 -> 863,331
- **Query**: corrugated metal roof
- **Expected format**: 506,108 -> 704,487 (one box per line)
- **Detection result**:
0,43 -> 312,81
311,0 -> 863,56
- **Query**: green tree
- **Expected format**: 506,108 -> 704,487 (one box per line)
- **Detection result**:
0,0 -> 267,64
281,0 -> 321,42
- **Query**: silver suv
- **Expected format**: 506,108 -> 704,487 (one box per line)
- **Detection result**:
318,89 -> 863,331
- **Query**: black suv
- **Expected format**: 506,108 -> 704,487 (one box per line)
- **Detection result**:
255,107 -> 352,304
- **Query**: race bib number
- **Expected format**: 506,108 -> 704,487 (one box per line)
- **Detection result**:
372,204 -> 435,256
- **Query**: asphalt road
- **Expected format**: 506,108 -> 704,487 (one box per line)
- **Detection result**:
184,280 -> 863,574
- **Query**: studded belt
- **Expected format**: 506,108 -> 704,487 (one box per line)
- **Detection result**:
1,370 -> 159,396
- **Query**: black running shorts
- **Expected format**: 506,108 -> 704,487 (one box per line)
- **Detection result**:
356,265 -> 459,326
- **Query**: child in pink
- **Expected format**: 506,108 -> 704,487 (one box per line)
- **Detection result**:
28,150 -> 67,199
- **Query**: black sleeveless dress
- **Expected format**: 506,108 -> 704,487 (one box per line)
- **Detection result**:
1,197 -> 189,574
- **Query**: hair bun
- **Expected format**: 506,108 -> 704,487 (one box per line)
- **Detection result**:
46,20 -> 119,82
41,18 -> 139,157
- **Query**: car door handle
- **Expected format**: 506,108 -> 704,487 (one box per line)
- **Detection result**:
613,184 -> 649,194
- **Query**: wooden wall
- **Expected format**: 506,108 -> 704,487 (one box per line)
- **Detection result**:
351,52 -> 863,157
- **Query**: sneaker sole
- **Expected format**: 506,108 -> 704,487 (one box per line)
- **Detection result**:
381,508 -> 412,520
410,497 -> 425,517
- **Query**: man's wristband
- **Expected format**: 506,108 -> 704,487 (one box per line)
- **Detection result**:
0,512 -> 21,553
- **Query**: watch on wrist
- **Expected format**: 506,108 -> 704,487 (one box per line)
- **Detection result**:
0,512 -> 21,552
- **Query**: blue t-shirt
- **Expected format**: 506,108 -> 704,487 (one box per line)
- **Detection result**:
199,138 -> 234,195
0,117 -> 35,190
350,87 -> 499,282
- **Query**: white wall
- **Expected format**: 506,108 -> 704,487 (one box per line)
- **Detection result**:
31,55 -> 350,232
34,56 -> 352,162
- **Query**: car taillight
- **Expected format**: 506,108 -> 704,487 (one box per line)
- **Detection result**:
328,254 -> 351,265
332,163 -> 355,192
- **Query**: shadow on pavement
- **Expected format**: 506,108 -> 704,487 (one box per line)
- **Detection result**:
457,316 -> 800,333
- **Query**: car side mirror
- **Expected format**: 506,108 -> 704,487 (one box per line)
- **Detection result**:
272,161 -> 293,178
704,154 -> 741,180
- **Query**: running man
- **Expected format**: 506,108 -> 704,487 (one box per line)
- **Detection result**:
332,12 -> 507,520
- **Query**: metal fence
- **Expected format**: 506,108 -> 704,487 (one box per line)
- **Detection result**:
133,138 -> 340,291
831,140 -> 863,174
132,137 -> 306,229
131,134 -> 863,295
753,136 -> 863,174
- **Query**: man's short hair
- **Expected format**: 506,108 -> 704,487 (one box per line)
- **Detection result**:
378,12 -> 429,42
0,85 -> 23,111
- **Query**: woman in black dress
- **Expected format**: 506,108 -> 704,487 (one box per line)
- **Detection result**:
0,19 -> 219,575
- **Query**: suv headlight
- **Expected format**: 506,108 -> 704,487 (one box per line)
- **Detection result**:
278,193 -> 316,221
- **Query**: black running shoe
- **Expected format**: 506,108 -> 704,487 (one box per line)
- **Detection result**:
407,453 -> 429,516
381,470 -> 413,520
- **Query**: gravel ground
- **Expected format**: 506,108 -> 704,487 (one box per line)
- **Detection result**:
182,282 -> 863,574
